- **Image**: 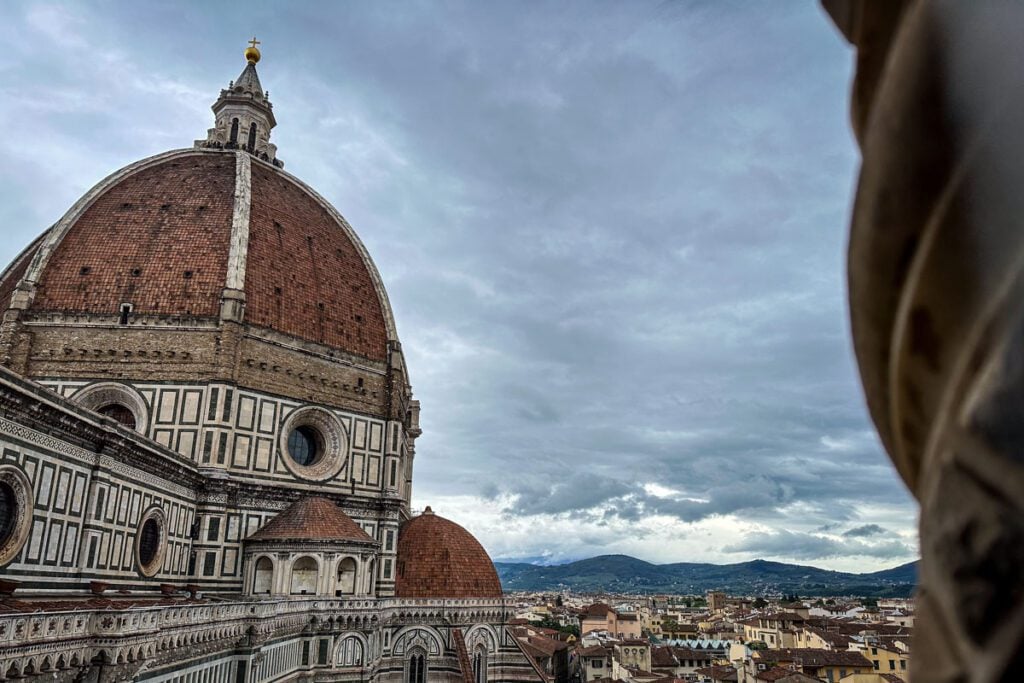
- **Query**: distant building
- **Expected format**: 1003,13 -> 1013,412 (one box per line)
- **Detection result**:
750,648 -> 874,682
581,603 -> 642,639
578,645 -> 612,681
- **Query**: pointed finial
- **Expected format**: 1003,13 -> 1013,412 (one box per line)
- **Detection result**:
244,36 -> 261,64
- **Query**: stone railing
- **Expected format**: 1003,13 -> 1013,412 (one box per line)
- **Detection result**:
0,596 -> 509,651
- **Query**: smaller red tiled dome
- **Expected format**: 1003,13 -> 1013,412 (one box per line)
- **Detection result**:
395,507 -> 502,599
248,496 -> 374,543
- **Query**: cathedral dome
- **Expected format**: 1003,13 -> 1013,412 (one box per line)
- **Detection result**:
394,507 -> 503,599
0,51 -> 413,418
0,148 -> 394,362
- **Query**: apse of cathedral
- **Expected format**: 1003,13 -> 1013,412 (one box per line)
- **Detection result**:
0,42 -> 539,683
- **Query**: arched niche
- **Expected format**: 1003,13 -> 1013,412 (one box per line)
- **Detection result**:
253,556 -> 273,595
290,555 -> 319,595
337,557 -> 357,595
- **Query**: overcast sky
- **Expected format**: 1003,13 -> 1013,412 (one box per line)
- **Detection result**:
0,1 -> 918,573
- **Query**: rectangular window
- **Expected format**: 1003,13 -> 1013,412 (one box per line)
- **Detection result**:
207,517 -> 220,542
386,530 -> 395,551
203,551 -> 216,576
389,460 -> 397,486
889,660 -> 896,671
222,389 -> 233,422
384,559 -> 392,579
318,639 -> 329,665
207,388 -> 219,421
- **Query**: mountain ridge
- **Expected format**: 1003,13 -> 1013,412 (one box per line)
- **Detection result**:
495,553 -> 917,597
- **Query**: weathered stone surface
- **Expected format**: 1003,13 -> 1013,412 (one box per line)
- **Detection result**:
826,1 -> 1024,679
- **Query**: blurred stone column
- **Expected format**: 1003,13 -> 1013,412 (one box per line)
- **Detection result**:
824,1 -> 1024,680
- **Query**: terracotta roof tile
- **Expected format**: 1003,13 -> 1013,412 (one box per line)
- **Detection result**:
394,507 -> 502,599
34,153 -> 235,318
754,648 -> 872,668
5,150 -> 392,363
247,496 -> 374,543
247,163 -> 388,360
694,665 -> 738,682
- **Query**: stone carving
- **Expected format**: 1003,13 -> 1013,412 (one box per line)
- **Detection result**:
824,1 -> 1024,680
277,405 -> 350,482
0,464 -> 33,566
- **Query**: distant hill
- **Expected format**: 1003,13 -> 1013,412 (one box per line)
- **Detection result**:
494,554 -> 917,597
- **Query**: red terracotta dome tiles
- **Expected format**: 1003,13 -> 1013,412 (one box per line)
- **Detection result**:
246,163 -> 389,361
248,496 -> 374,543
33,153 -> 236,318
394,507 -> 503,599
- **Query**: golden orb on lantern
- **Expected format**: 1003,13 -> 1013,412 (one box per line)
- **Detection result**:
244,36 -> 261,64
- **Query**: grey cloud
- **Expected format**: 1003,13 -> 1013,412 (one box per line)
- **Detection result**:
0,1 -> 918,568
503,474 -> 636,516
843,524 -> 887,538
723,530 -> 913,562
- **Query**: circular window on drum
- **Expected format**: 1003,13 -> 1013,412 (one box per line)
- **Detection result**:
288,425 -> 322,466
279,407 -> 348,482
71,382 -> 149,434
135,507 -> 167,577
0,465 -> 32,567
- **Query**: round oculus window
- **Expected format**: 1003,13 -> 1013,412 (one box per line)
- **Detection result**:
278,407 -> 349,482
97,402 -> 137,430
135,507 -> 167,577
72,382 -> 149,434
138,518 -> 160,567
0,482 -> 16,548
287,426 -> 321,466
0,465 -> 33,567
